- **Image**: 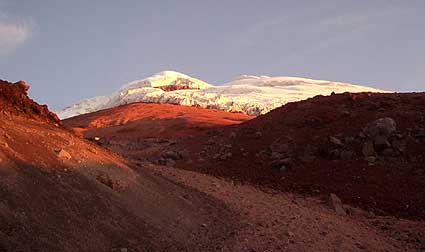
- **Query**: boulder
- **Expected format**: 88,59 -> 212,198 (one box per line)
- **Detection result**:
382,148 -> 397,157
362,142 -> 376,157
391,139 -> 406,153
158,158 -> 176,167
373,135 -> 391,151
270,158 -> 293,170
329,136 -> 344,147
0,139 -> 8,148
254,131 -> 262,138
327,193 -> 346,215
161,150 -> 182,160
56,149 -> 71,160
365,117 -> 396,138
365,156 -> 377,165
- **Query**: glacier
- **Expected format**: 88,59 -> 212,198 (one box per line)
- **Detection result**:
57,71 -> 389,119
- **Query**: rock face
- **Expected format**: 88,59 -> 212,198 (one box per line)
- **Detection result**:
0,80 -> 60,123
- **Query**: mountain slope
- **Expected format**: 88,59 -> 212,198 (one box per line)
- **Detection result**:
57,71 -> 387,119
175,92 -> 425,220
64,89 -> 425,221
62,102 -> 254,165
62,90 -> 425,251
0,80 -> 233,252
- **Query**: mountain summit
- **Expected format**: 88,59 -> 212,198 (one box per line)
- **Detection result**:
57,71 -> 388,119
119,70 -> 212,91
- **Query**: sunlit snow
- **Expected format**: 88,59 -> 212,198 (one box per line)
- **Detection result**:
57,70 -> 389,119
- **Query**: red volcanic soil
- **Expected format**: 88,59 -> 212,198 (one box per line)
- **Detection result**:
0,80 -> 235,252
179,92 -> 425,220
65,92 -> 425,222
62,103 -> 253,165
63,102 -> 253,139
4,79 -> 425,251
63,91 -> 425,251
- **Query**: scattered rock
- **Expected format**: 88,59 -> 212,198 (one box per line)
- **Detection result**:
382,148 -> 397,157
96,173 -> 126,191
365,117 -> 396,138
391,139 -> 406,153
90,136 -> 110,146
340,150 -> 355,160
205,138 -> 216,145
362,142 -> 376,157
161,150 -> 182,160
220,152 -> 232,161
88,147 -> 98,154
166,159 -> 176,167
365,156 -> 377,165
56,149 -> 71,160
373,135 -> 391,151
0,140 -> 8,148
329,149 -> 341,159
327,193 -> 346,216
329,136 -> 344,147
415,128 -> 425,138
270,158 -> 293,170
341,110 -> 351,117
344,137 -> 355,145
304,116 -> 323,128
158,158 -> 176,167
254,131 -> 262,138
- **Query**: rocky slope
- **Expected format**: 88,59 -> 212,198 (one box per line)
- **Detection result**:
62,102 -> 254,166
63,92 -> 425,251
0,80 -> 234,252
65,91 -> 425,222
177,92 -> 425,220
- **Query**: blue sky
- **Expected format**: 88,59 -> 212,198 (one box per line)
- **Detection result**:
0,0 -> 424,110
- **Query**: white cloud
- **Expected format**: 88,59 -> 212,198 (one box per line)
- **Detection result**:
0,19 -> 33,55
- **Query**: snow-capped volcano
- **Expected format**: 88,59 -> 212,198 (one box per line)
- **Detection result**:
119,70 -> 212,91
57,70 -> 388,119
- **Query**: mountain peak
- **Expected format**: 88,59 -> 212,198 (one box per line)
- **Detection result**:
57,72 -> 388,119
120,70 -> 211,91
153,70 -> 192,78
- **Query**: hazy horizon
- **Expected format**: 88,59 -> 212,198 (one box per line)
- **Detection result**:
1,0 -> 424,110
